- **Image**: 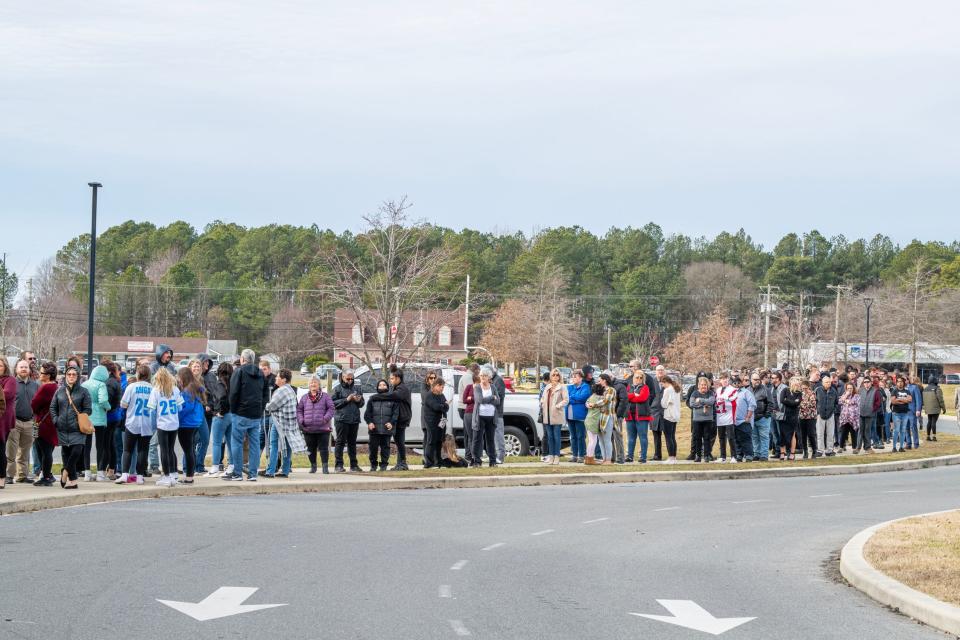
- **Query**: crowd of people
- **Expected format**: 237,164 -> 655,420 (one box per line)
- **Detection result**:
1,346 -> 958,489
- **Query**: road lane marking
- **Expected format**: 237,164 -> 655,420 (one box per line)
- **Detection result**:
883,490 -> 916,494
450,620 -> 471,636
482,543 -> 505,551
450,560 -> 469,571
731,499 -> 772,504
653,507 -> 681,512
439,585 -> 453,598
531,529 -> 555,536
809,494 -> 842,498
583,517 -> 610,524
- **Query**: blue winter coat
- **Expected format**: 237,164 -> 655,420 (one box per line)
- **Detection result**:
566,382 -> 591,422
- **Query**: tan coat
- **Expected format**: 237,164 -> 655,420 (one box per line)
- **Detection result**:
540,383 -> 569,425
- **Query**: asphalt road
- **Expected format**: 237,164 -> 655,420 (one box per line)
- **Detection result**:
2,467 -> 959,639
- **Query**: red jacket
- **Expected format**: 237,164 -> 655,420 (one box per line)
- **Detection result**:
32,382 -> 59,445
0,375 -> 15,440
627,383 -> 652,421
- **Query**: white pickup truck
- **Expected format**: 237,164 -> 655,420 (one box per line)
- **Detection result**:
298,364 -> 544,457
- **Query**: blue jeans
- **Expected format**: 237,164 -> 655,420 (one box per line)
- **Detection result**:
906,414 -> 920,448
193,417 -> 210,471
148,432 -> 159,469
626,420 -> 649,462
209,413 -> 232,468
883,412 -> 892,441
544,424 -> 561,457
567,420 -> 586,458
32,440 -> 42,476
892,413 -> 909,449
266,420 -> 292,475
769,418 -> 780,452
230,415 -> 262,478
751,417 -> 771,460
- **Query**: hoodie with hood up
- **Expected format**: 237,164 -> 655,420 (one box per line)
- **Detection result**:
331,372 -> 365,424
82,365 -> 112,427
150,344 -> 176,377
229,363 -> 269,420
196,353 -> 221,415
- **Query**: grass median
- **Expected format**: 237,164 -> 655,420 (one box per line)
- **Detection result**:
864,510 -> 960,607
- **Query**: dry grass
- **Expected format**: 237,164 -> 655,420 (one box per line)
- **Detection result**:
864,510 -> 960,607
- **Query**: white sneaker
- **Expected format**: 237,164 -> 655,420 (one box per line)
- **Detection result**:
221,464 -> 235,477
715,458 -> 726,463
156,476 -> 171,487
83,471 -> 92,481
115,473 -> 128,485
206,467 -> 221,477
96,471 -> 107,482
728,458 -> 738,464
135,476 -> 144,485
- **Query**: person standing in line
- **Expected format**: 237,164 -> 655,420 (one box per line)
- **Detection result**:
148,368 -> 184,487
749,372 -> 773,462
889,377 -> 912,452
714,372 -> 738,463
922,376 -> 945,442
688,376 -> 716,463
489,366 -> 507,463
470,366 -> 500,468
81,365 -> 111,482
115,364 -> 154,485
422,377 -> 450,468
30,362 -> 59,486
592,375 -> 617,465
263,369 -> 307,478
296,375 -> 335,474
649,365 -> 665,461
853,377 -> 879,454
814,374 -> 839,457
330,369 -> 365,473
779,377 -> 802,460
625,368 -> 653,463
609,368 -> 629,465
768,372 -> 786,458
176,367 -> 205,484
102,361 -> 124,480
49,366 -> 91,489
387,366 -> 413,471
659,374 -> 681,464
539,369 -> 568,465
906,375 -> 924,450
837,381 -> 860,451
6,360 -> 38,483
798,379 -> 819,458
184,359 -> 210,475
146,346 -> 175,476
223,349 -> 268,481
364,379 -> 399,471
685,370 -> 713,461
195,354 -> 219,474
459,365 -> 480,466
420,370 -> 442,468
565,370 -> 590,464
731,375 -> 756,463
208,362 -> 234,477
258,360 -> 277,461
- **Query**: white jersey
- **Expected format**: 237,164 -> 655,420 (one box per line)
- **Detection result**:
147,387 -> 184,432
715,385 -> 738,427
121,381 -> 155,436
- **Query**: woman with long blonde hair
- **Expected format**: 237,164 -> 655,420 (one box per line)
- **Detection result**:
147,368 -> 184,487
539,368 -> 568,465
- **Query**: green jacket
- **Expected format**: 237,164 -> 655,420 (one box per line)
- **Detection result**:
82,366 -> 112,427
922,384 -> 945,415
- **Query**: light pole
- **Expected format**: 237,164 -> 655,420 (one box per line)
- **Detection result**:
863,297 -> 874,368
87,182 -> 102,374
606,324 -> 611,370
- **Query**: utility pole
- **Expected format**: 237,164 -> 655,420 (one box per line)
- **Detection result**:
26,277 -> 33,351
87,182 -> 102,374
463,274 -> 470,353
0,252 -> 6,357
606,324 -> 611,370
761,284 -> 779,369
863,297 -> 874,368
827,284 -> 851,368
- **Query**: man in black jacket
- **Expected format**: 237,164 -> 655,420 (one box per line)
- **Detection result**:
331,369 -> 365,473
224,349 -> 269,481
388,367 -> 413,471
749,372 -> 774,461
422,378 -> 450,468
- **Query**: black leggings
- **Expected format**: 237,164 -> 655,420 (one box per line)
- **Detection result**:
178,429 -> 197,477
105,421 -> 121,471
122,431 -> 151,476
158,430 -> 178,476
718,424 -> 736,459
652,427 -> 663,460
691,420 -> 714,458
779,417 -> 798,455
0,434 -> 6,478
304,432 -> 330,467
799,418 -> 817,454
61,443 -> 84,481
95,425 -> 111,473
36,438 -> 55,480
335,422 -> 359,467
82,432 -> 93,472
425,425 -> 445,467
661,419 -> 678,457
472,415 -> 497,466
393,422 -> 409,464
839,423 -> 858,448
927,414 -> 939,436
369,433 -> 391,468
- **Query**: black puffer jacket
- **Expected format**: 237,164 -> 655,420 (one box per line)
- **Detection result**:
388,383 -> 412,425
331,377 -> 365,425
422,391 -> 449,429
229,364 -> 269,419
49,383 -> 92,447
364,392 -> 400,435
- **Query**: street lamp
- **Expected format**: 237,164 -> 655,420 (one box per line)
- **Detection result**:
862,297 -> 874,368
692,319 -> 700,347
87,182 -> 102,374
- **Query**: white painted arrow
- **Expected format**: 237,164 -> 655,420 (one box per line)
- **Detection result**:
630,600 -> 755,636
158,587 -> 287,621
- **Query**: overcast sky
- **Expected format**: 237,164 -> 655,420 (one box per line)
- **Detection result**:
2,0 -> 959,279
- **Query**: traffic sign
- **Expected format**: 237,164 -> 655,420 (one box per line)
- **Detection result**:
649,355 -> 660,366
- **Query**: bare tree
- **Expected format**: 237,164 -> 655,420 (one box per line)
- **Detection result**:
480,298 -> 537,365
683,261 -> 754,320
262,303 -> 317,368
664,304 -> 757,374
319,198 -> 463,377
23,258 -> 86,360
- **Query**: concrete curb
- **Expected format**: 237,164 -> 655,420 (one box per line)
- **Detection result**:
2,453 -> 959,516
840,509 -> 960,637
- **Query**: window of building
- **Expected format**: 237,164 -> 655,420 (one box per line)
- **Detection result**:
351,323 -> 362,344
438,325 -> 451,347
414,325 -> 426,346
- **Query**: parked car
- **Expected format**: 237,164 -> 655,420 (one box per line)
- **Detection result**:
302,363 -> 543,456
177,359 -> 190,369
681,374 -> 696,400
314,364 -> 342,379
556,367 -> 573,382
520,366 -> 550,383
299,363 -> 309,375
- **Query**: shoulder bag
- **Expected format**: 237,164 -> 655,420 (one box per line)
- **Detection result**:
66,389 -> 95,435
